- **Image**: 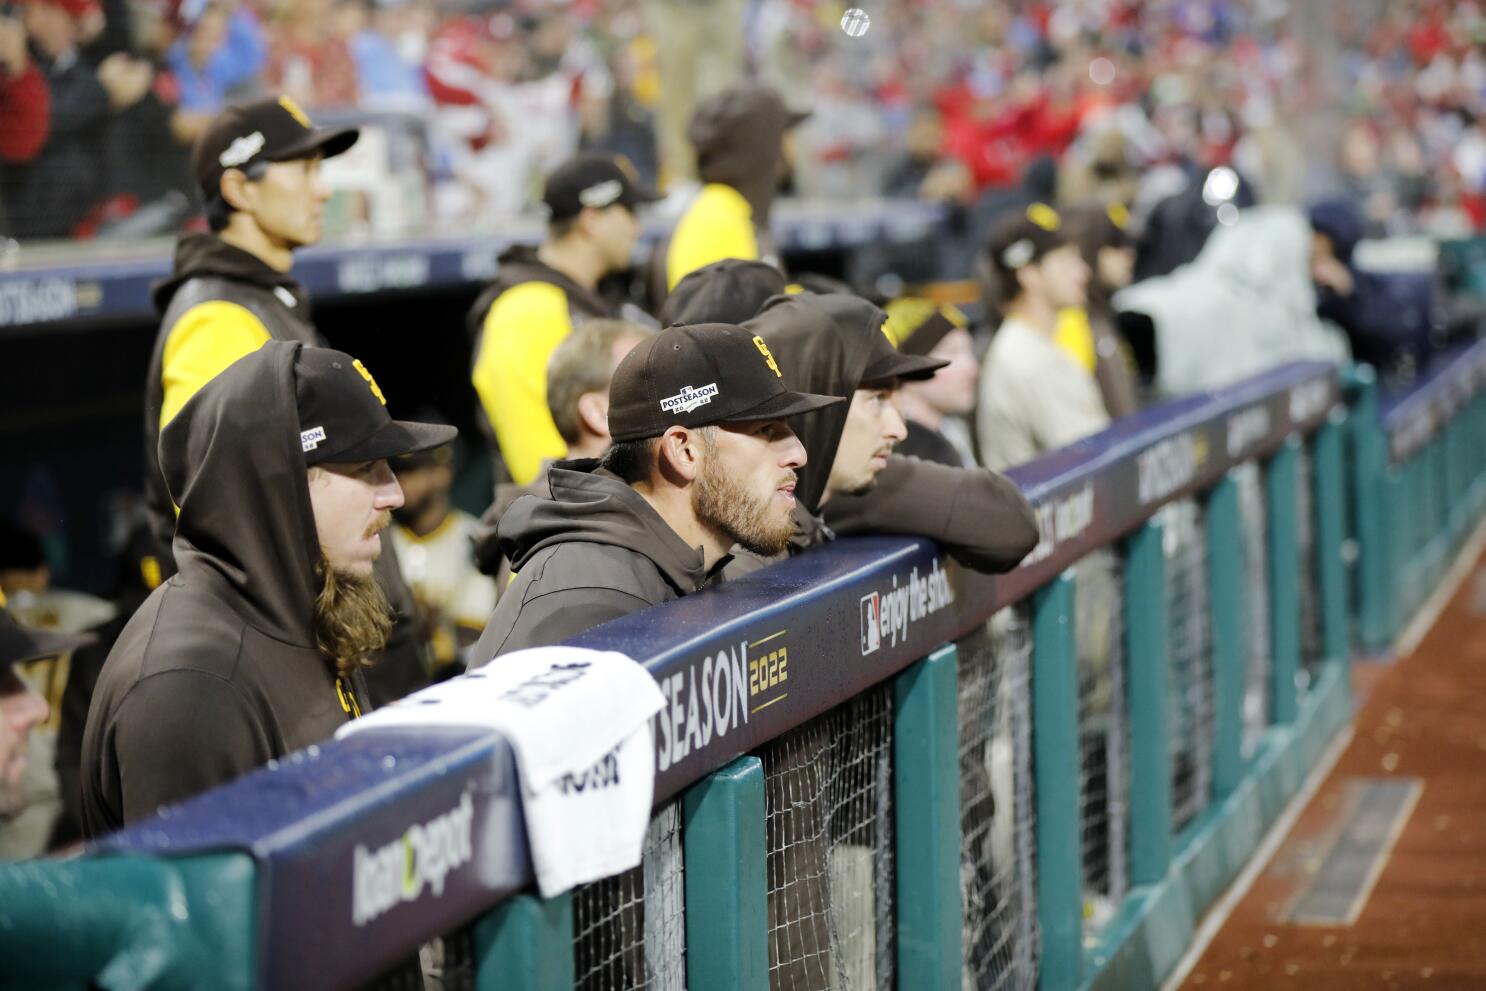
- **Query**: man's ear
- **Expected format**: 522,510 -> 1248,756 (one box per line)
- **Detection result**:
576,391 -> 609,441
219,168 -> 255,213
655,425 -> 703,484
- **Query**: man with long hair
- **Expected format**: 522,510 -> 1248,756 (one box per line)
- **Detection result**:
82,343 -> 455,834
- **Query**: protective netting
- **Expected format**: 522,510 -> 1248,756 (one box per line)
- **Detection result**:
1296,445 -> 1324,686
760,686 -> 896,991
1162,501 -> 1215,835
957,606 -> 1039,990
572,802 -> 687,991
1235,462 -> 1272,758
1073,550 -> 1128,937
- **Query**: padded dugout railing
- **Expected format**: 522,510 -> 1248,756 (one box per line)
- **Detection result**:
3,347 -> 1486,991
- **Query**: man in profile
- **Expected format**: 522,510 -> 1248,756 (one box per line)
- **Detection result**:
83,343 -> 456,833
472,322 -> 842,658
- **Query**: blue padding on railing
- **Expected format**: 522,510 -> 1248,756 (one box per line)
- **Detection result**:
87,358 -> 1341,990
94,728 -> 530,990
1379,338 -> 1486,462
0,200 -> 947,332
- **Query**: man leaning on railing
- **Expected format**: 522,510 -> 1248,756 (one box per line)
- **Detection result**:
470,322 -> 843,661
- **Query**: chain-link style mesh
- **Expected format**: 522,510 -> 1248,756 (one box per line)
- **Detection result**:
957,606 -> 1038,990
761,687 -> 896,991
1235,462 -> 1272,757
1073,550 -> 1128,936
1162,501 -> 1214,835
572,802 -> 687,991
1296,445 -> 1323,686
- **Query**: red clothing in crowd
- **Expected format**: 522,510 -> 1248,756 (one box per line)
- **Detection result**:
0,64 -> 50,164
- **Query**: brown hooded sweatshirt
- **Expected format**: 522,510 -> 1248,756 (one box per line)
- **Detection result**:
142,235 -> 430,710
728,293 -> 1040,575
657,84 -> 804,300
82,342 -> 371,836
470,460 -> 730,662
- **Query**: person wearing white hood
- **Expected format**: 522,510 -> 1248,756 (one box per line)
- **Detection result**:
1115,205 -> 1350,397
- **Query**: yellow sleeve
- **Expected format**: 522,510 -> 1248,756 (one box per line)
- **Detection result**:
1054,308 -> 1097,374
471,282 -> 572,485
666,184 -> 759,290
159,302 -> 273,428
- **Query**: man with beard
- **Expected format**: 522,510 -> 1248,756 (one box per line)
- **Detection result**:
81,343 -> 456,834
665,277 -> 1040,574
471,322 -> 842,659
141,97 -> 433,707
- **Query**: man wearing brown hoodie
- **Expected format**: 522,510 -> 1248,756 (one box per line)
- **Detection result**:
142,97 -> 431,707
84,343 -> 456,834
660,82 -> 808,298
664,265 -> 1041,574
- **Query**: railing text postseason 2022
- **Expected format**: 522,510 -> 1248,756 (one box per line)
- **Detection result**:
4,344 -> 1486,991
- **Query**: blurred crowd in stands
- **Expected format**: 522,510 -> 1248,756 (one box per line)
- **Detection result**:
6,0 -> 1486,243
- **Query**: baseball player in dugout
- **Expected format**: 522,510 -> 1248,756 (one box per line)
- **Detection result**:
471,323 -> 842,660
468,154 -> 662,488
82,344 -> 457,836
141,96 -> 434,707
471,319 -> 654,587
658,82 -> 809,299
664,266 -> 1040,575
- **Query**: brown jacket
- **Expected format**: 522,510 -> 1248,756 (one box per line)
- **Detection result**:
470,461 -> 730,662
726,293 -> 1039,577
83,342 -> 370,836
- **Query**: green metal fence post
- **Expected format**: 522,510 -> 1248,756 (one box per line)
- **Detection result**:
893,643 -> 963,989
1124,520 -> 1172,883
1345,366 -> 1394,651
1033,575 -> 1082,991
473,892 -> 574,991
1314,414 -> 1351,670
682,755 -> 768,991
1205,476 -> 1246,799
1267,438 -> 1302,724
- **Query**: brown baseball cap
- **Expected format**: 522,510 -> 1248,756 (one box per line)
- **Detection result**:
192,96 -> 359,199
294,347 -> 457,465
543,153 -> 661,221
1,607 -> 93,668
608,323 -> 843,442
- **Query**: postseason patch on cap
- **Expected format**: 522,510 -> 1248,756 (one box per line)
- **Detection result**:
579,179 -> 624,209
301,425 -> 327,452
660,383 -> 720,414
219,131 -> 266,168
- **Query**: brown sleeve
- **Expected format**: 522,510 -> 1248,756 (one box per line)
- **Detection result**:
820,454 -> 1040,573
108,672 -> 274,826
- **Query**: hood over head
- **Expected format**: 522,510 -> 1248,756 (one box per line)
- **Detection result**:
688,82 -> 808,226
152,233 -> 307,314
159,340 -> 324,646
499,460 -> 719,593
741,293 -> 888,512
661,258 -> 788,327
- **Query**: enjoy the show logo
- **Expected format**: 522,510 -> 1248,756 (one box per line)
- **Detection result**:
860,559 -> 955,656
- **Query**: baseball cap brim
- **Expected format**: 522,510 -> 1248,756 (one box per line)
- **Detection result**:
719,388 -> 844,425
318,419 -> 458,465
267,126 -> 360,165
1,615 -> 94,668
860,350 -> 949,384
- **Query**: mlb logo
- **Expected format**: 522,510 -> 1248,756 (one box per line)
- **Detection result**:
860,592 -> 881,655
